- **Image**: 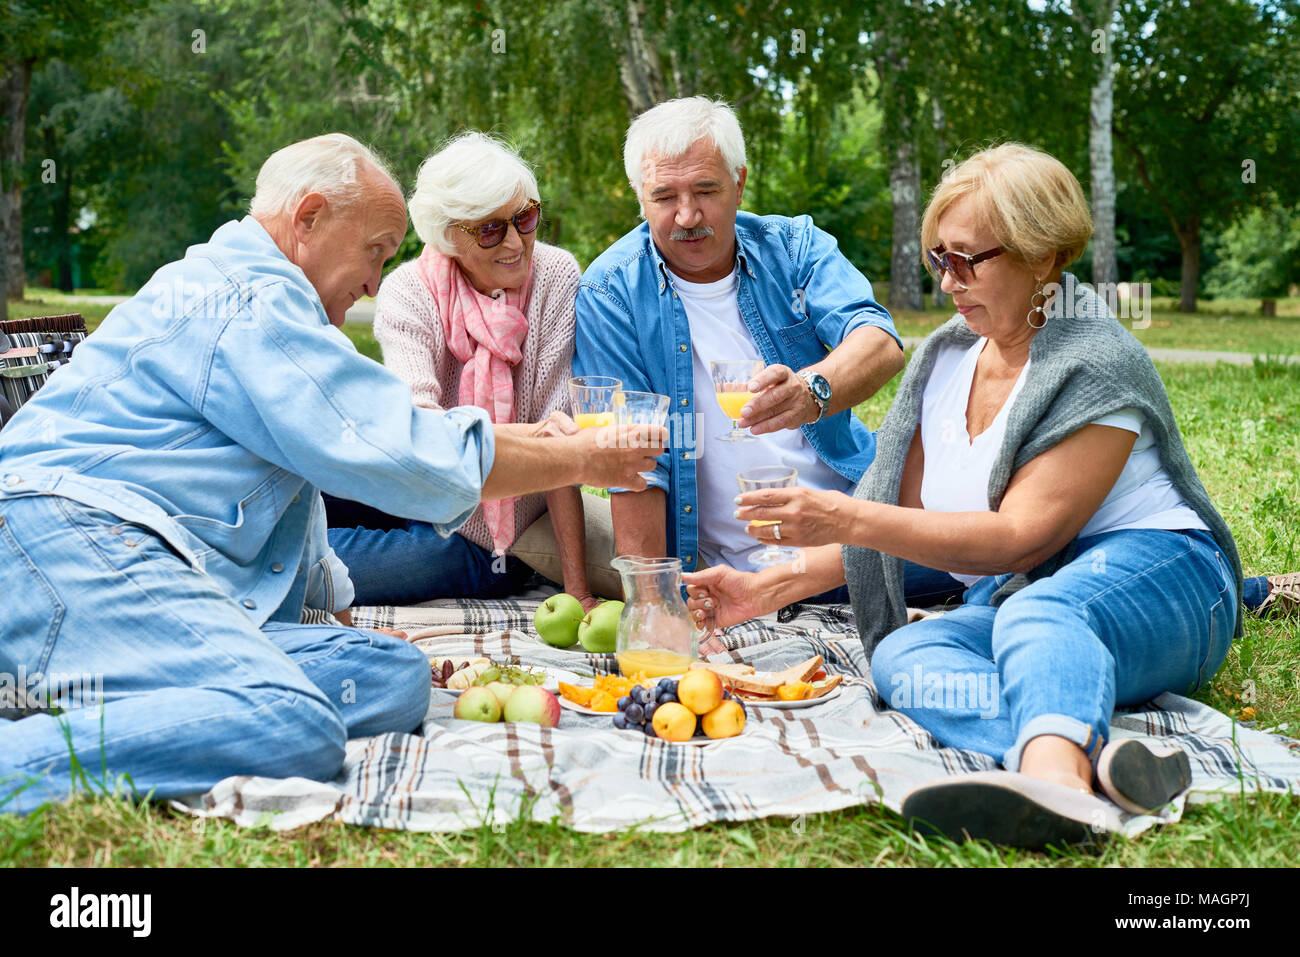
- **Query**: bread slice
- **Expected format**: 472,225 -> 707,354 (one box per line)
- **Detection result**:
710,655 -> 824,696
805,674 -> 842,699
690,661 -> 755,680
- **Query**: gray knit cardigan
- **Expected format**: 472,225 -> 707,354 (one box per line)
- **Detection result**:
842,273 -> 1244,654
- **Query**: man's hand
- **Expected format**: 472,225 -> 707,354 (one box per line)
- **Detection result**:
737,364 -> 819,435
733,486 -> 854,548
569,424 -> 667,491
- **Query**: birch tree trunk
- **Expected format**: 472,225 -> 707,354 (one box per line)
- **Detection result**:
888,120 -> 923,311
930,94 -> 948,309
1088,0 -> 1119,289
616,0 -> 667,116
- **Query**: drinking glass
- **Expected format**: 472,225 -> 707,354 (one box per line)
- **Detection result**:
737,465 -> 802,567
614,390 -> 671,479
709,359 -> 763,442
568,376 -> 622,430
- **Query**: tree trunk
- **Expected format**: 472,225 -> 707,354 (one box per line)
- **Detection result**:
56,164 -> 73,291
1088,5 -> 1119,289
1175,217 -> 1201,313
1,60 -> 32,302
930,93 -> 948,310
888,131 -> 923,312
617,0 -> 667,116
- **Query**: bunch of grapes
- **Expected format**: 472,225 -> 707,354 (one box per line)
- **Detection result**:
611,681 -> 663,736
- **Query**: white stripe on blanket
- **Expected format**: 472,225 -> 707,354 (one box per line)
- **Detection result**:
174,599 -> 1300,835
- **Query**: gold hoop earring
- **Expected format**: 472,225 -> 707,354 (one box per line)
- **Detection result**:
1026,278 -> 1048,328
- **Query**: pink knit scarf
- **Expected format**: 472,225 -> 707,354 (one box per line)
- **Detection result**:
415,245 -> 532,555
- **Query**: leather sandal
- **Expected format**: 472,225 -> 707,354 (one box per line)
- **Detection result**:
1256,572 -> 1300,618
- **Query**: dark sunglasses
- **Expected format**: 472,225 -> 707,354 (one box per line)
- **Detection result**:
926,244 -> 1004,287
452,200 -> 542,249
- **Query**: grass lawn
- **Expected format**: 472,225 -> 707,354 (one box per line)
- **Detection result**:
1,301 -> 1298,866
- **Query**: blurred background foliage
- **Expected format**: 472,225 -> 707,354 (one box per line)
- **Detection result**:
4,0 -> 1299,312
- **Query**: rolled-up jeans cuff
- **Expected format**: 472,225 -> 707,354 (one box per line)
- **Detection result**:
1003,714 -> 1105,771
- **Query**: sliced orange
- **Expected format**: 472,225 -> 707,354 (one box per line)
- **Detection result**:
558,682 -> 593,707
588,690 -> 619,712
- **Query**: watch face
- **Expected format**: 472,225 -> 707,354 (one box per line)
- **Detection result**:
810,374 -> 831,402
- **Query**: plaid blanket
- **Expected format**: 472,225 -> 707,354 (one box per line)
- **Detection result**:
177,599 -> 1300,836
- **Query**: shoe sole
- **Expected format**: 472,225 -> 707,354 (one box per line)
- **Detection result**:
1096,740 -> 1191,815
902,778 -> 1100,849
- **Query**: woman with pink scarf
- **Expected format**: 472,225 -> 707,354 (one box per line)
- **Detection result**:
325,133 -> 598,609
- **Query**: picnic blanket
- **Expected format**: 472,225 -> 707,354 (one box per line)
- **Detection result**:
177,599 -> 1300,837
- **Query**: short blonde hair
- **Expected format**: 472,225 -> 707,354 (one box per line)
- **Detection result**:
921,143 -> 1092,274
409,132 -> 540,255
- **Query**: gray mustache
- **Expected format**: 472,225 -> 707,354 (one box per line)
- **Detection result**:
670,226 -> 715,241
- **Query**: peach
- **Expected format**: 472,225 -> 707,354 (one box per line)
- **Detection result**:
652,702 -> 697,742
676,669 -> 724,715
701,700 -> 746,739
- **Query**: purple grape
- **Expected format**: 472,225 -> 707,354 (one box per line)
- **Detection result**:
625,703 -> 644,724
617,696 -> 631,711
643,721 -> 658,737
631,686 -> 649,706
658,690 -> 678,704
643,702 -> 658,722
612,713 -> 628,730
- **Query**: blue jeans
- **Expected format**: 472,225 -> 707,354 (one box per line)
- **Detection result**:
0,495 -> 431,814
869,529 -> 1237,770
324,494 -> 532,606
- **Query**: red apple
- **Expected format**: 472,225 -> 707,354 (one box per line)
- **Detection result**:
501,685 -> 561,728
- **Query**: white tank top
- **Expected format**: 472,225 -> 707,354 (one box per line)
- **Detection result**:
920,337 -> 1205,585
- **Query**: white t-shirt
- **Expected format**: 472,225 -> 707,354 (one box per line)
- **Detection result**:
920,337 -> 1206,585
673,270 -> 854,569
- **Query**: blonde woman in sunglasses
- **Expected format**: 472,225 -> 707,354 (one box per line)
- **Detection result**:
686,143 -> 1248,847
323,132 -> 602,610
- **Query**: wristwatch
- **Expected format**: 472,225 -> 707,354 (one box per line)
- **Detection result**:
796,370 -> 832,422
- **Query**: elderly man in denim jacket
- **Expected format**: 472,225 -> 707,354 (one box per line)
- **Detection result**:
0,134 -> 663,813
575,98 -> 905,587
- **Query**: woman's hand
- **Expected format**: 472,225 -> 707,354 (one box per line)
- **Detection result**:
530,410 -> 580,439
733,487 -> 856,549
682,566 -> 768,632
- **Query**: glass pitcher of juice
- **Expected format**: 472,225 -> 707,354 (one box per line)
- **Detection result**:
610,555 -> 700,677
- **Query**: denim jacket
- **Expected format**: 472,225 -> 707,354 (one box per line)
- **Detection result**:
573,211 -> 901,566
0,217 -> 494,625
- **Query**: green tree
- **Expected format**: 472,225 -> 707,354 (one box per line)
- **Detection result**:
1112,0 -> 1300,311
1204,206 -> 1300,312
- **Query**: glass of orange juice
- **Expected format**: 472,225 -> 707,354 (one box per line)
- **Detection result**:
709,359 -> 763,442
568,376 -> 622,430
737,465 -> 801,567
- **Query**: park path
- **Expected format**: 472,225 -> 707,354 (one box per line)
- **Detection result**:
33,296 -> 1296,366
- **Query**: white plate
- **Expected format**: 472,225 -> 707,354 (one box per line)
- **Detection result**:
734,685 -> 842,709
557,694 -> 616,716
612,726 -> 748,747
435,665 -> 582,695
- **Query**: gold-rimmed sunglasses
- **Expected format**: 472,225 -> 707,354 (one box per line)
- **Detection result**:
452,200 -> 542,249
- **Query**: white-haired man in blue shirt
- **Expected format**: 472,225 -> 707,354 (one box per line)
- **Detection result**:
0,133 -> 663,813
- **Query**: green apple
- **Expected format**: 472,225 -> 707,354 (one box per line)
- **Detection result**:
453,686 -> 502,723
578,599 -> 623,653
534,593 -> 585,648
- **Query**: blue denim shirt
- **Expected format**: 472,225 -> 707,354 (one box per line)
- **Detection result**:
573,211 -> 901,567
0,217 -> 494,625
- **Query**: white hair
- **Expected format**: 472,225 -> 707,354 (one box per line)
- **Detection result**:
623,96 -> 747,203
248,133 -> 396,219
408,132 -> 541,255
